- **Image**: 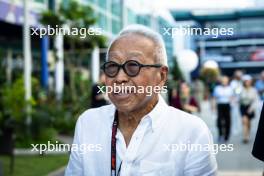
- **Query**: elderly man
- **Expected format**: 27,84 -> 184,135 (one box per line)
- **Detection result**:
65,25 -> 217,176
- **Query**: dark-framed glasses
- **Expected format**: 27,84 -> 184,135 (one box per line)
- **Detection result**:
101,60 -> 162,78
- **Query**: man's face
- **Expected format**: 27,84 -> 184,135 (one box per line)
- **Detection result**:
105,34 -> 167,113
99,74 -> 105,84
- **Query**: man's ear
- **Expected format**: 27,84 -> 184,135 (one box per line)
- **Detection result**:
159,66 -> 168,86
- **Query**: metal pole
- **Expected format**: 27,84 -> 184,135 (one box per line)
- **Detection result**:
23,0 -> 32,126
55,33 -> 64,101
92,46 -> 100,84
6,49 -> 12,85
41,36 -> 49,89
121,0 -> 127,27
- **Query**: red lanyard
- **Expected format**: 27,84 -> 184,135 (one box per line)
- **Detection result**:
111,111 -> 122,176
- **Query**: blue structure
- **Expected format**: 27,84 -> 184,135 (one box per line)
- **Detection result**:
41,36 -> 49,89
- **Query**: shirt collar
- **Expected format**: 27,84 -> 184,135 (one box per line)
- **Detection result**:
109,94 -> 168,131
146,94 -> 168,131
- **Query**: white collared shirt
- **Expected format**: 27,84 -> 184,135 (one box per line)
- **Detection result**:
213,85 -> 233,104
65,96 -> 217,176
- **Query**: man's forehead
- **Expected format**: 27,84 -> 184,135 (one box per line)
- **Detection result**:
109,36 -> 155,57
110,33 -> 154,49
108,51 -> 145,58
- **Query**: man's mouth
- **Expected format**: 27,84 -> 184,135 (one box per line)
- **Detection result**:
114,91 -> 131,95
113,90 -> 134,99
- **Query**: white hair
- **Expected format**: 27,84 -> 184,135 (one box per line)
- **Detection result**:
106,24 -> 168,66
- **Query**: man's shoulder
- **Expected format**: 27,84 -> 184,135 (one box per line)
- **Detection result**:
166,106 -> 209,132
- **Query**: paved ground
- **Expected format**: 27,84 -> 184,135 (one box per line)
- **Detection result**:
200,101 -> 264,175
47,136 -> 72,176
48,166 -> 66,176
218,171 -> 263,176
49,101 -> 264,176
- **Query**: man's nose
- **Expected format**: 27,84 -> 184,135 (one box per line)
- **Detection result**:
115,68 -> 129,84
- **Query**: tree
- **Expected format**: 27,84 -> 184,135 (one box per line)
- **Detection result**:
39,0 -> 107,101
200,67 -> 220,97
170,56 -> 183,81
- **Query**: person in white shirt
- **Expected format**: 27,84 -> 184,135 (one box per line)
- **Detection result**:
230,70 -> 243,135
65,25 -> 217,176
213,76 -> 233,142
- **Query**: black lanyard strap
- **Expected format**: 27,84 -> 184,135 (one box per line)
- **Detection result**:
111,111 -> 120,176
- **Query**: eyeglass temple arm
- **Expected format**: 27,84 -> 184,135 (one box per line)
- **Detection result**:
140,64 -> 162,67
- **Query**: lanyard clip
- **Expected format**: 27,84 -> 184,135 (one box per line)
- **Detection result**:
111,170 -> 116,176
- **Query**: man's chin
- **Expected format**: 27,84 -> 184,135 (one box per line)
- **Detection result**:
110,95 -> 155,113
113,102 -> 135,113
111,92 -> 135,101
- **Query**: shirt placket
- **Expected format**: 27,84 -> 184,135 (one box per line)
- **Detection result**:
119,117 -> 150,176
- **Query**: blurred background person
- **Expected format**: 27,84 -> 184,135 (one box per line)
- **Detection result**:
91,72 -> 108,108
240,75 -> 259,144
230,70 -> 244,96
171,82 -> 199,114
169,88 -> 178,106
213,76 -> 233,142
255,70 -> 264,102
191,76 -> 205,110
230,70 -> 244,135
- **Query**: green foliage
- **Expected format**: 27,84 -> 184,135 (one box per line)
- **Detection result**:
0,48 -> 3,57
200,67 -> 220,83
170,56 -> 183,81
40,0 -> 106,48
39,0 -> 106,114
40,0 -> 96,28
1,78 -> 25,122
0,77 -> 43,147
0,77 -> 37,123
59,0 -> 96,27
84,34 -> 108,48
0,74 -> 93,147
0,0 -> 102,148
0,154 -> 69,176
39,10 -> 64,28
